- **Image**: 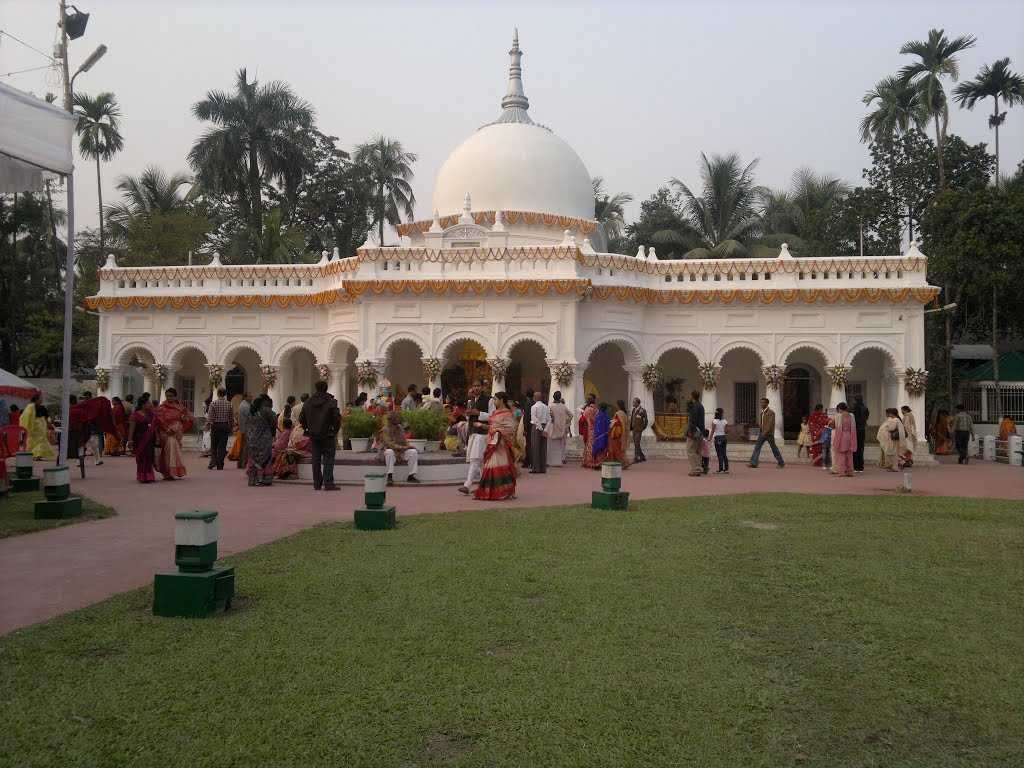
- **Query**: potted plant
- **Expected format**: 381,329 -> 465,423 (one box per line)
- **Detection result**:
402,409 -> 447,452
342,408 -> 379,452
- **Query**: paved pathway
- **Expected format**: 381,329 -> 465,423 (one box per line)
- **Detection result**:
2,453 -> 1021,635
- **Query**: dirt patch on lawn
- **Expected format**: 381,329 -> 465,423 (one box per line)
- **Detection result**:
422,732 -> 474,762
739,520 -> 780,530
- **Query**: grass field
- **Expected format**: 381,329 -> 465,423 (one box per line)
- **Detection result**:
0,490 -> 116,538
1,493 -> 1021,767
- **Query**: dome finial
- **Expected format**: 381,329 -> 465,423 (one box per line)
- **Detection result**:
500,28 -> 531,118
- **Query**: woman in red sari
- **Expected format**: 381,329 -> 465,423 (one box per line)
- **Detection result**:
104,397 -> 127,456
154,388 -> 194,480
474,391 -> 518,501
807,403 -> 829,466
579,396 -> 600,468
126,394 -> 157,483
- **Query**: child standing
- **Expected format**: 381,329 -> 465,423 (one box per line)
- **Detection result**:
700,429 -> 711,475
816,420 -> 833,471
796,415 -> 810,458
711,407 -> 729,474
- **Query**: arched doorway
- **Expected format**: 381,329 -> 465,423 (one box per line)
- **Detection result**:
279,347 -> 318,402
506,339 -> 549,401
783,346 -> 827,438
718,347 -> 763,428
441,339 -> 490,400
116,345 -> 156,398
171,347 -> 210,415
654,347 -> 700,413
330,339 -> 360,404
224,347 -> 261,398
585,342 -> 631,406
847,347 -> 896,431
385,339 -> 425,402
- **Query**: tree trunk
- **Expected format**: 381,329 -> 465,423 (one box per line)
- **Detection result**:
248,145 -> 262,251
96,154 -> 104,253
934,115 -> 945,190
992,284 -> 1001,421
378,183 -> 385,246
993,96 -> 1000,187
945,282 -> 953,408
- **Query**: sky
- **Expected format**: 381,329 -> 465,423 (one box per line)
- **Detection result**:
2,0 -> 1022,242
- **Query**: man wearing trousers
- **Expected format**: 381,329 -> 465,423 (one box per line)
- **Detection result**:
852,395 -> 869,473
953,403 -> 975,465
529,391 -> 549,474
206,387 -> 234,470
630,397 -> 648,463
300,380 -> 341,490
749,398 -> 785,468
459,413 -> 488,494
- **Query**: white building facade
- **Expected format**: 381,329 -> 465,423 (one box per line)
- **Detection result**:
87,33 -> 937,450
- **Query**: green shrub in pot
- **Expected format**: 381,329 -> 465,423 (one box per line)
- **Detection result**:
343,408 -> 380,439
401,408 -> 447,440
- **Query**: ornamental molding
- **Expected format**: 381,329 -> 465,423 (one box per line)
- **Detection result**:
398,210 -> 599,237
442,223 -> 490,242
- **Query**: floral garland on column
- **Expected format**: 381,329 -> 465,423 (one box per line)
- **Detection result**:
206,363 -> 224,388
421,357 -> 442,381
761,364 -> 785,390
552,361 -> 575,387
488,357 -> 510,381
152,364 -> 169,388
355,360 -> 379,387
698,361 -> 721,391
826,364 -> 850,388
94,367 -> 109,393
259,364 -> 279,392
904,367 -> 929,396
641,363 -> 663,390
316,362 -> 331,382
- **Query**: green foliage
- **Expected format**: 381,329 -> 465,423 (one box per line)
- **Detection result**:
352,136 -> 417,246
2,494 -> 1021,765
592,176 -> 633,251
0,490 -> 115,538
400,407 -> 447,440
73,91 -> 125,251
342,407 -> 379,439
622,186 -> 695,259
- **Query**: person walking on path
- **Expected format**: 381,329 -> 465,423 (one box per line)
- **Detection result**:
749,398 -> 785,468
125,393 -> 157,483
206,388 -> 234,470
952,403 -> 975,465
546,392 -> 571,467
832,402 -> 857,477
245,395 -> 277,486
474,392 -> 519,501
300,380 -> 341,491
686,390 -> 705,477
232,394 -> 252,469
711,407 -> 729,473
901,405 -> 918,448
529,391 -> 549,474
629,397 -> 648,463
852,395 -> 870,472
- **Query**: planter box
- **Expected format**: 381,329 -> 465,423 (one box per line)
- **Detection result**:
346,436 -> 373,452
592,490 -> 630,510
423,441 -> 439,453
408,439 -> 427,452
355,505 -> 396,530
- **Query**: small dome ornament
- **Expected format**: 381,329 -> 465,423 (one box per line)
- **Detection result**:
906,239 -> 924,258
459,193 -> 474,225
332,246 -> 340,261
428,209 -> 443,233
647,247 -> 657,262
210,251 -> 222,266
635,245 -> 646,259
318,250 -> 329,265
778,243 -> 792,259
103,252 -> 117,269
491,210 -> 505,232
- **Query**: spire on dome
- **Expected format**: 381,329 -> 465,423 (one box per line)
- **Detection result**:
489,28 -> 535,126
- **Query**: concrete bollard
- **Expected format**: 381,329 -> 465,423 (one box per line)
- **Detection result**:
983,435 -> 996,462
34,466 -> 82,518
355,472 -> 396,529
592,462 -> 629,510
1010,435 -> 1023,467
11,452 -> 40,492
153,510 -> 235,618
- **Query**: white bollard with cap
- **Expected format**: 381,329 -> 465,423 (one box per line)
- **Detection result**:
983,435 -> 996,462
1010,435 -> 1023,467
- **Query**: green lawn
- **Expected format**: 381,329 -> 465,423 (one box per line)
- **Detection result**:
1,494 -> 1021,767
0,490 -> 116,538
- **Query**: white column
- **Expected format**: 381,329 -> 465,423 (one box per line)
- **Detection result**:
624,366 -> 655,437
885,374 -> 900,411
767,383 -> 784,440
701,387 -> 717,433
107,366 -> 123,400
328,363 -> 347,405
980,385 -> 989,423
562,362 -> 584,435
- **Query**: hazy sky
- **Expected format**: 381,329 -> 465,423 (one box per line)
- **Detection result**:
3,0 -> 1022,242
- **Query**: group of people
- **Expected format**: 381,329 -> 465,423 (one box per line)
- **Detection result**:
578,395 -> 649,470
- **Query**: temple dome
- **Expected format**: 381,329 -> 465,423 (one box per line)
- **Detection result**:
430,31 -> 595,222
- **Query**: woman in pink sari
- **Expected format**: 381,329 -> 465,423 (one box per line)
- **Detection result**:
155,388 -> 194,480
474,391 -> 518,501
807,403 -> 829,467
126,394 -> 157,483
831,402 -> 858,477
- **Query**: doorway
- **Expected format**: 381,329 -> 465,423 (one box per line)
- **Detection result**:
783,366 -> 812,439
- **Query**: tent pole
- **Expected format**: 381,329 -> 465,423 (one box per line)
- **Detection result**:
58,0 -> 74,465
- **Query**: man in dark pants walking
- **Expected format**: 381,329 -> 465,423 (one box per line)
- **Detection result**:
206,387 -> 233,470
852,395 -> 869,473
953,403 -> 975,465
301,380 -> 341,490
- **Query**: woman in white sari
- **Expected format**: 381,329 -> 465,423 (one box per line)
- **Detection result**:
546,391 -> 572,467
877,407 -> 909,471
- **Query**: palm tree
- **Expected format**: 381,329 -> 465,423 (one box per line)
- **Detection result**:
859,75 -> 928,144
953,58 -> 1024,186
592,177 -> 633,244
667,153 -> 763,257
105,166 -> 193,239
353,136 -> 417,246
899,29 -> 977,189
73,92 -> 124,253
188,69 -> 315,251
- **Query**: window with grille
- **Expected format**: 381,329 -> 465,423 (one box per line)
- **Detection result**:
845,380 -> 866,405
179,376 -> 196,415
734,382 -> 757,425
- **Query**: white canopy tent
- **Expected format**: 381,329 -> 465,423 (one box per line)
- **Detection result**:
0,81 -> 77,193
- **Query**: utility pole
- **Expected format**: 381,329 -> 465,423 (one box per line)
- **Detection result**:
993,284 -> 1001,421
57,0 -> 76,466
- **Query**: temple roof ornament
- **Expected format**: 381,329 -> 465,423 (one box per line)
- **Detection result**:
491,28 -> 534,126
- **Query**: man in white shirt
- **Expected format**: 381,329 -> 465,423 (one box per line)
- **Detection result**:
459,411 -> 488,494
529,391 -> 550,474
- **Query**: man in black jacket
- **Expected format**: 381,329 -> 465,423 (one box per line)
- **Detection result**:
300,381 -> 341,491
852,395 -> 869,473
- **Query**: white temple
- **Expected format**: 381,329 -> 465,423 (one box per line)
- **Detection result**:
88,32 -> 937,448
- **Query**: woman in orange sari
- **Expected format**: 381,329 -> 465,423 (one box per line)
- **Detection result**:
605,399 -> 632,468
104,396 -> 127,456
155,388 -> 194,480
932,408 -> 952,454
474,391 -> 518,501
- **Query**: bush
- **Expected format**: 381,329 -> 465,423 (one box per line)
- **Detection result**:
401,408 -> 447,440
343,408 -> 379,439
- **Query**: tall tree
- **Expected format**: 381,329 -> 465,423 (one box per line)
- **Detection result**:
353,136 -> 417,246
898,28 -> 977,189
953,57 -> 1024,185
622,187 -> 694,259
860,75 -> 928,144
188,68 -> 315,257
105,166 -> 193,236
757,169 -> 850,255
73,91 -> 124,253
592,176 -> 633,250
668,153 -> 763,257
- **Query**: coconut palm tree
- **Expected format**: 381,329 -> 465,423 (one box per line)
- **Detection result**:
188,68 -> 315,250
898,29 -> 977,189
667,153 -> 763,257
757,169 -> 849,255
105,166 -> 193,239
73,91 -> 124,253
592,177 -> 633,244
859,75 -> 928,144
353,136 -> 417,246
953,58 -> 1024,186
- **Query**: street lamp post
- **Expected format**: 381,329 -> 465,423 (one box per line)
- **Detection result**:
56,0 -> 104,465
